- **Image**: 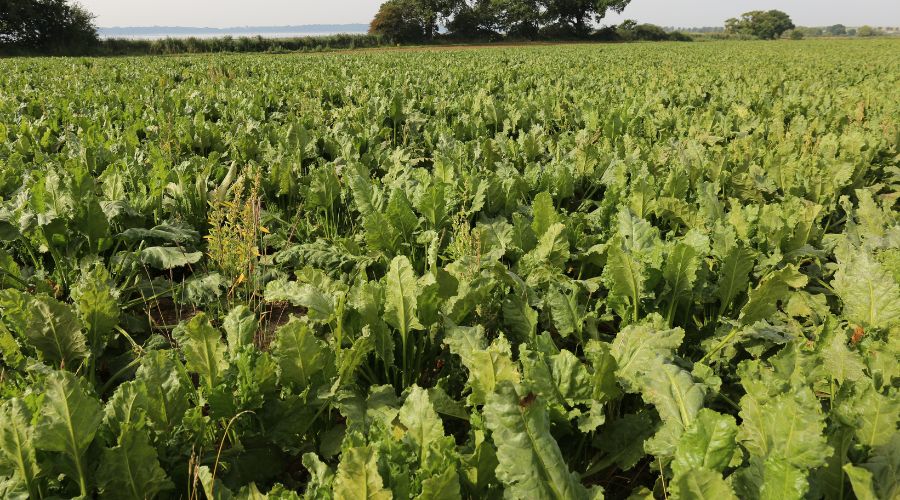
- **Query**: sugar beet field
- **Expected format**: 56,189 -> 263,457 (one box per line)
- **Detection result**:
0,40 -> 898,499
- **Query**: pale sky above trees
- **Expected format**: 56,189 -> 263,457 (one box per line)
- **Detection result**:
79,0 -> 900,27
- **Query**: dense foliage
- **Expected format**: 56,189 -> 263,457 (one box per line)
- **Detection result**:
370,0 -> 633,40
0,40 -> 898,499
0,0 -> 97,53
725,10 -> 795,40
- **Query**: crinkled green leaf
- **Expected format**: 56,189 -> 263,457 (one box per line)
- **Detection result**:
739,265 -> 807,326
176,313 -> 227,391
531,191 -> 558,238
383,255 -> 423,339
333,446 -> 392,500
399,386 -> 445,463
264,279 -> 335,321
843,464 -> 877,500
0,399 -> 40,499
444,325 -> 518,405
273,318 -> 330,390
484,382 -> 589,500
224,305 -> 258,355
670,468 -> 737,500
832,249 -> 900,330
715,246 -> 755,315
673,409 -> 738,476
96,424 -> 173,499
35,371 -> 101,494
139,246 -> 203,269
611,320 -> 683,392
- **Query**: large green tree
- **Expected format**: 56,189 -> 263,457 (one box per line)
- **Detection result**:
0,0 -> 97,51
541,0 -> 631,36
369,0 -> 456,40
725,10 -> 794,40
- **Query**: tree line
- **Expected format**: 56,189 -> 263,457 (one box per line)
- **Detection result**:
369,0 -> 641,41
0,0 -> 890,56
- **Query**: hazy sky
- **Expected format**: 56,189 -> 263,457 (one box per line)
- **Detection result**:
80,0 -> 900,28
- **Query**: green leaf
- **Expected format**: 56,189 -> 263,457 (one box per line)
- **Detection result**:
224,305 -> 258,355
663,242 -> 700,323
71,263 -> 119,356
547,286 -> 583,339
819,319 -> 866,385
383,255 -> 424,340
617,209 -> 658,253
832,249 -> 900,330
610,320 -> 683,392
418,183 -> 448,229
399,386 -> 445,463
133,351 -> 191,435
444,325 -> 518,405
302,452 -> 335,499
386,189 -> 419,239
264,279 -> 335,321
604,239 -> 646,323
739,265 -> 808,325
640,363 -> 707,458
837,380 -> 899,448
860,434 -> 899,500
333,446 -> 392,500
417,467 -> 461,500
502,294 -> 538,343
594,412 -> 654,471
670,468 -> 737,500
531,191 -> 558,238
176,313 -> 227,391
35,371 -> 102,496
520,222 -> 569,273
738,381 -> 830,469
0,399 -> 40,499
584,341 -> 621,404
843,464 -> 877,500
759,457 -> 808,500
96,424 -> 173,499
484,382 -> 589,500
272,318 -> 330,390
673,409 -> 738,476
4,293 -> 89,370
139,246 -> 203,269
715,246 -> 755,315
120,222 -> 199,244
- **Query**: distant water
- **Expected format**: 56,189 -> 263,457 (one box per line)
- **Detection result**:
99,26 -> 370,40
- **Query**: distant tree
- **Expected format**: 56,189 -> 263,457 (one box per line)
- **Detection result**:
0,0 -> 98,51
787,29 -> 804,40
856,25 -> 880,37
447,0 -> 501,38
540,0 -> 631,37
369,0 -> 456,40
495,0 -> 542,38
725,10 -> 794,40
827,24 -> 847,36
369,0 -> 427,41
846,28 -> 857,36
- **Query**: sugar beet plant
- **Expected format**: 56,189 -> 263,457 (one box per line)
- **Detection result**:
0,40 -> 898,499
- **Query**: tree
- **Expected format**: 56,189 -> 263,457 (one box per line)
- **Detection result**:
787,29 -> 804,40
369,0 -> 427,41
826,24 -> 847,36
369,0 -> 456,40
540,0 -> 632,37
856,25 -> 880,37
0,0 -> 97,51
447,0 -> 501,38
725,10 -> 794,40
495,0 -> 542,37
